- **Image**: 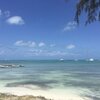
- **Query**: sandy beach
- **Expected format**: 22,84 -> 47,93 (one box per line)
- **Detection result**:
0,86 -> 89,100
0,93 -> 51,100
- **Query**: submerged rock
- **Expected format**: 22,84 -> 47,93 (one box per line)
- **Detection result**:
0,64 -> 24,68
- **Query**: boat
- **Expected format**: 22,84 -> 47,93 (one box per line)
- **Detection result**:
89,58 -> 94,62
60,59 -> 64,61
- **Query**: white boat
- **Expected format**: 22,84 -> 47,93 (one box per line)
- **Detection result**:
89,58 -> 94,62
60,59 -> 64,61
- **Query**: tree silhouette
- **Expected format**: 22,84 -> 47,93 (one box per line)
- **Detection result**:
75,0 -> 100,25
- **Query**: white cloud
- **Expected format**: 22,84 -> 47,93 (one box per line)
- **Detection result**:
15,41 -> 47,48
63,21 -> 77,32
15,40 -> 26,46
0,9 -> 25,26
66,44 -> 76,49
15,40 -> 36,47
67,21 -> 77,26
46,51 -> 68,56
27,50 -> 67,56
29,42 -> 36,47
0,9 -> 2,16
4,11 -> 10,17
27,49 -> 80,57
0,9 -> 10,17
38,42 -> 45,47
50,44 -> 56,47
6,16 -> 25,25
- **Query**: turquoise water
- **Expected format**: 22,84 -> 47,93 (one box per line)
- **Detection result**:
0,60 -> 100,100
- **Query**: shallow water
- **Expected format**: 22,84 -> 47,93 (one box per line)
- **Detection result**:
0,60 -> 100,100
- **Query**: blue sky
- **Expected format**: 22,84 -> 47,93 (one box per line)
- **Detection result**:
0,0 -> 100,60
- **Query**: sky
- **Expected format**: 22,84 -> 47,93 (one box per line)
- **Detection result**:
0,0 -> 100,60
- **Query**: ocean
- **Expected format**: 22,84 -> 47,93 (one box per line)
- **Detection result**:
0,60 -> 100,100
